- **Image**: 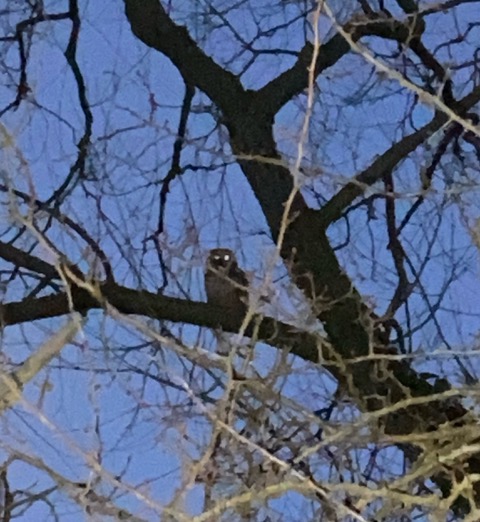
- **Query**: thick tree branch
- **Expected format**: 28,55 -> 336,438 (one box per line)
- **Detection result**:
0,282 -> 319,359
0,240 -> 59,280
256,35 -> 350,115
317,86 -> 480,228
124,0 -> 246,116
256,15 -> 425,114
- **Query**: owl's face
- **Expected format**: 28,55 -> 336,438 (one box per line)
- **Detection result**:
207,248 -> 237,272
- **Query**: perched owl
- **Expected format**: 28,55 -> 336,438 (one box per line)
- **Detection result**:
205,248 -> 249,311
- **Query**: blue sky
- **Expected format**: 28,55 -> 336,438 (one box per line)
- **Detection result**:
0,0 -> 479,520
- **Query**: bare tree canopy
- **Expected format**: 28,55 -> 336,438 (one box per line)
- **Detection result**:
0,0 -> 480,520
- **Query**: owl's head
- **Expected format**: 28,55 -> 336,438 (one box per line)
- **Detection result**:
207,248 -> 237,271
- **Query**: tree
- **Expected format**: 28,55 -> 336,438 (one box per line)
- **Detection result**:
0,0 -> 479,520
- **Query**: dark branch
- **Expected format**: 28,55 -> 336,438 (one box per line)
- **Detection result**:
317,86 -> 480,229
124,0 -> 246,115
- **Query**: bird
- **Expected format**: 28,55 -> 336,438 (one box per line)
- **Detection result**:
205,248 -> 249,312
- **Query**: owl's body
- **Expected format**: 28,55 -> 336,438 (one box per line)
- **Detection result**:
205,249 -> 249,311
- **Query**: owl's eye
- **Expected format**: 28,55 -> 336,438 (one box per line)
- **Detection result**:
223,254 -> 230,261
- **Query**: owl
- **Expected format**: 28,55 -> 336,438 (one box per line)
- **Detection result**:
205,248 -> 249,311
